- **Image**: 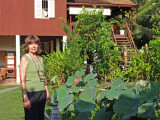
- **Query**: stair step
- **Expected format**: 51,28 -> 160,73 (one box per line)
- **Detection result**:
115,37 -> 128,38
117,42 -> 130,44
114,35 -> 126,38
116,40 -> 129,42
117,41 -> 130,42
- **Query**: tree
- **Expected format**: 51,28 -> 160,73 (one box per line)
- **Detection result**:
132,0 -> 160,48
63,6 -> 122,82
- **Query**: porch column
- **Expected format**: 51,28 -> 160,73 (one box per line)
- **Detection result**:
16,35 -> 20,83
56,38 -> 60,51
63,36 -> 67,51
50,40 -> 54,53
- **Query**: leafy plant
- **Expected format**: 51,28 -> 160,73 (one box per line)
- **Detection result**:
47,70 -> 160,120
43,49 -> 85,85
148,15 -> 160,80
114,15 -> 128,30
122,48 -> 151,81
20,44 -> 25,58
61,6 -> 122,82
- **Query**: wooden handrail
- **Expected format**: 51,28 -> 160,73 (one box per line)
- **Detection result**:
112,29 -> 117,44
125,23 -> 136,49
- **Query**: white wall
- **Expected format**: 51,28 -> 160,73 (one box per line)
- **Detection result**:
0,36 -> 16,51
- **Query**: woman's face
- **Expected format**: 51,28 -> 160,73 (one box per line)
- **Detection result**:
28,42 -> 39,54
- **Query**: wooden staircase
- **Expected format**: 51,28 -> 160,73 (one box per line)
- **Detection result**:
113,24 -> 137,68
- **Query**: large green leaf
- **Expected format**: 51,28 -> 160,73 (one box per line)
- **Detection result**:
57,86 -> 69,101
76,112 -> 91,120
76,81 -> 86,87
68,104 -> 75,111
113,88 -> 140,120
93,108 -> 114,120
97,91 -> 107,102
137,102 -> 156,119
74,100 -> 95,112
79,87 -> 96,103
75,70 -> 85,77
88,79 -> 99,87
58,94 -> 74,112
106,87 -> 122,100
121,82 -> 129,90
83,73 -> 97,83
66,76 -> 75,87
72,87 -> 81,93
106,77 -> 123,89
139,82 -> 160,103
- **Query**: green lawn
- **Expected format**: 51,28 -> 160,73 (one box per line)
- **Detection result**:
0,85 -> 19,90
0,85 -> 54,120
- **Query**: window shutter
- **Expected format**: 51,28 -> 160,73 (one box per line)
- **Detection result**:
34,0 -> 42,18
48,0 -> 55,18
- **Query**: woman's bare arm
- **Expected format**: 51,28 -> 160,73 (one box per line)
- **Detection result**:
20,56 -> 31,109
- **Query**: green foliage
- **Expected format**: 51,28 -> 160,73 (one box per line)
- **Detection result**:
61,6 -> 122,82
93,109 -> 114,120
43,49 -> 85,85
122,48 -> 151,81
75,100 -> 95,113
148,16 -> 160,80
48,70 -> 160,120
113,10 -> 129,30
113,88 -> 141,119
131,0 -> 160,48
20,44 -> 25,58
58,94 -> 74,112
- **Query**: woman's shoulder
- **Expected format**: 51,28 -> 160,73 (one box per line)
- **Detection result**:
21,54 -> 29,61
20,55 -> 29,65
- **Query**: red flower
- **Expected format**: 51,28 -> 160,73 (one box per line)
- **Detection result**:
156,51 -> 158,54
152,36 -> 154,39
159,65 -> 160,67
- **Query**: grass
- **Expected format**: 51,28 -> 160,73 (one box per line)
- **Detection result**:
0,85 -> 19,90
0,85 -> 54,120
0,87 -> 24,120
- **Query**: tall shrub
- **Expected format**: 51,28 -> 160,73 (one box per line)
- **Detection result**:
148,16 -> 160,80
43,49 -> 85,85
63,6 -> 122,82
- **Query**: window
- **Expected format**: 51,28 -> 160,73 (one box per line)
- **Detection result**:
34,0 -> 55,19
42,0 -> 48,18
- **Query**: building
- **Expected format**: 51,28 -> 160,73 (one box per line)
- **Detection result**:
0,0 -> 138,83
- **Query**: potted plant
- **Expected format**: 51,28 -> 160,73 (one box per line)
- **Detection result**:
114,15 -> 128,35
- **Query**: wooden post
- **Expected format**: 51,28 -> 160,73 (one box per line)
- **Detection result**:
134,49 -> 138,56
50,40 -> 54,54
145,43 -> 149,54
124,46 -> 128,68
129,9 -> 131,29
131,11 -> 133,33
70,15 -> 72,30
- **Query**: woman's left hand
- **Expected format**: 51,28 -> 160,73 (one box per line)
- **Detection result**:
46,91 -> 51,105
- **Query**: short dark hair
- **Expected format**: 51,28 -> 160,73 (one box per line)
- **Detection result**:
24,35 -> 42,54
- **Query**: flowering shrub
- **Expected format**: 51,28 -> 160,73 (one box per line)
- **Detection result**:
149,16 -> 160,80
149,37 -> 160,80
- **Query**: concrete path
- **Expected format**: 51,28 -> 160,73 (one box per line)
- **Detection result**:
0,86 -> 20,94
0,78 -> 18,85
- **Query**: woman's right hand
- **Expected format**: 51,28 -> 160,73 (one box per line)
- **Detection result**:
23,97 -> 31,110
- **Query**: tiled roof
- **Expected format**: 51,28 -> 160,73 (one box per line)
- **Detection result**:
67,0 -> 137,5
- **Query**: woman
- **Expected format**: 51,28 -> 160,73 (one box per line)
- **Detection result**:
20,35 -> 50,120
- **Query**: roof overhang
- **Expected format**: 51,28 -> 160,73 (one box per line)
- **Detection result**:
67,3 -> 139,8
